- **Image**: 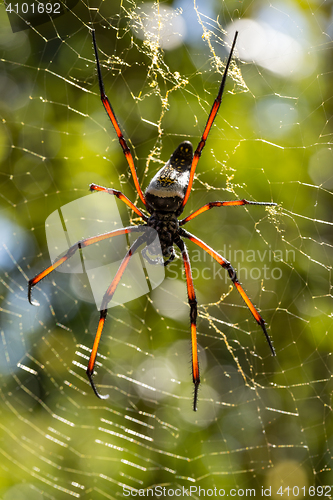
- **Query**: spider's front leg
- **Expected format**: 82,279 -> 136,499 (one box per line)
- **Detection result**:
91,30 -> 147,208
180,31 -> 238,209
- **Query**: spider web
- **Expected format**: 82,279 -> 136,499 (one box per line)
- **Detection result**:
0,0 -> 333,497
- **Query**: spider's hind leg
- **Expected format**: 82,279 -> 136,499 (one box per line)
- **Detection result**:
180,229 -> 276,357
86,309 -> 109,400
85,232 -> 149,399
176,237 -> 200,411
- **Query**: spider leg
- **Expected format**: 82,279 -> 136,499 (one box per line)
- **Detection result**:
181,31 -> 238,209
86,232 -> 148,399
91,30 -> 147,207
28,226 -> 142,306
180,229 -> 276,356
175,238 -> 200,411
90,183 -> 148,221
180,199 -> 277,226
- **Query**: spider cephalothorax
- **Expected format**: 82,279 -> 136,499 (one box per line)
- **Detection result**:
28,30 -> 276,411
146,211 -> 179,261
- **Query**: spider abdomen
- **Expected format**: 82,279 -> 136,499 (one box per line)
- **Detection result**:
145,141 -> 193,215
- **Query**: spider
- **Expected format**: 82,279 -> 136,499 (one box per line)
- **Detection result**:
28,29 -> 276,411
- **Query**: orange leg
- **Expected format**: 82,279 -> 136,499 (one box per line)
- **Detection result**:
180,229 -> 276,357
89,183 -> 148,220
181,32 -> 238,209
91,30 -> 147,207
176,238 -> 200,411
28,226 -> 142,306
86,233 -> 148,399
180,199 -> 276,225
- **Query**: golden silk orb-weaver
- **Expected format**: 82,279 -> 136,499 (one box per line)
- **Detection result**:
28,30 -> 276,411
